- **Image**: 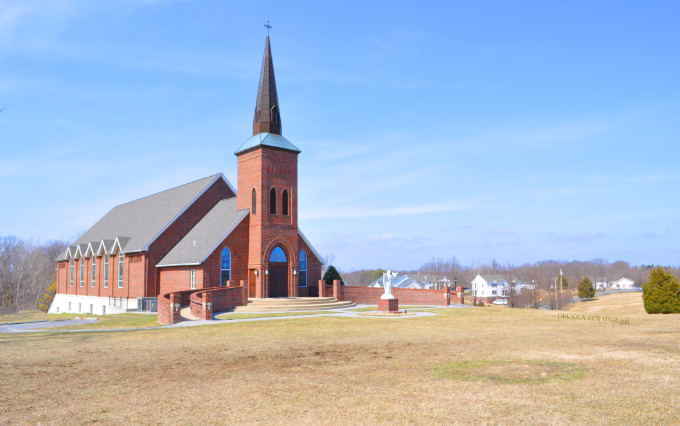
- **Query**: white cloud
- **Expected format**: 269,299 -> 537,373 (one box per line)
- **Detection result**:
367,232 -> 395,242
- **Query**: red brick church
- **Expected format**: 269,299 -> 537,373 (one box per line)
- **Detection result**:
49,36 -> 324,316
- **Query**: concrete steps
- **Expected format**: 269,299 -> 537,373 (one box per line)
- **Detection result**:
233,297 -> 355,313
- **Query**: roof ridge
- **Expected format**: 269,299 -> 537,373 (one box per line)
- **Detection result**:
114,174 -> 221,207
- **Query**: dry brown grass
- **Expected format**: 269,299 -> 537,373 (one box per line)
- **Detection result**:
1,305 -> 679,425
567,291 -> 647,315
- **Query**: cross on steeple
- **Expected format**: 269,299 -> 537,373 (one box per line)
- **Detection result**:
264,20 -> 272,36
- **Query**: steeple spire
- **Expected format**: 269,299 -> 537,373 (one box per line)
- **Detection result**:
253,36 -> 281,136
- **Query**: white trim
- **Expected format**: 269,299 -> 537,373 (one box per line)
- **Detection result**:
64,246 -> 75,260
156,262 -> 202,268
96,240 -> 107,256
74,245 -> 83,259
84,243 -> 96,258
142,174 -> 236,252
298,229 -> 323,266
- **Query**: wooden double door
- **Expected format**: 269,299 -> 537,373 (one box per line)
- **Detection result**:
269,262 -> 288,298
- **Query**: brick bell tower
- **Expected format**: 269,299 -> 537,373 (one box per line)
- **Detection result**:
235,36 -> 301,299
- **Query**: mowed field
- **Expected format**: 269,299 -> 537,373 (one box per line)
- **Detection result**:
1,294 -> 679,425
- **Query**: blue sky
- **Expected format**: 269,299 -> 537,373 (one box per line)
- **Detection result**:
1,0 -> 679,270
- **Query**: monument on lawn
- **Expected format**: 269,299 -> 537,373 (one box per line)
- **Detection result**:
378,270 -> 399,313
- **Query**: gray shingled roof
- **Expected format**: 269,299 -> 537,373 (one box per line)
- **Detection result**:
479,274 -> 506,284
56,174 -> 226,261
157,197 -> 249,267
234,132 -> 300,155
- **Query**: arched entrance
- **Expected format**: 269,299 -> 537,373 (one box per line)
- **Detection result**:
268,246 -> 288,297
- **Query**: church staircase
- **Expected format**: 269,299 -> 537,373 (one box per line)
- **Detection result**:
233,297 -> 354,313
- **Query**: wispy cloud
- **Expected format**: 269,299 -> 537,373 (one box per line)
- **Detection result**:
302,199 -> 480,220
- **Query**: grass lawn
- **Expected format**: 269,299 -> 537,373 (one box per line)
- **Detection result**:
216,311 -> 339,320
1,297 -> 679,425
0,310 -> 51,324
566,291 -> 647,315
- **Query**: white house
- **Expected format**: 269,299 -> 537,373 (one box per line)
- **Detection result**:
610,278 -> 635,290
470,274 -> 508,303
368,272 -> 429,289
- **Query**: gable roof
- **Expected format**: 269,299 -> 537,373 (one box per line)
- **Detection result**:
477,274 -> 507,284
157,197 -> 249,267
234,132 -> 300,156
56,174 -> 234,261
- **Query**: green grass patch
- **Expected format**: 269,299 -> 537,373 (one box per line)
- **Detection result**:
347,305 -> 434,312
433,359 -> 587,384
216,311 -> 340,320
0,310 -> 51,324
49,314 -> 161,330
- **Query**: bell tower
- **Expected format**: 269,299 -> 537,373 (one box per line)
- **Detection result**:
235,36 -> 301,298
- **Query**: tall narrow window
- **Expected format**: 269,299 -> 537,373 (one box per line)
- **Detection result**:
269,188 -> 277,214
104,255 -> 109,288
191,269 -> 196,290
80,260 -> 84,287
118,252 -> 123,288
69,260 -> 74,287
299,250 -> 307,287
282,189 -> 289,216
220,247 -> 231,287
252,189 -> 257,215
91,256 -> 96,287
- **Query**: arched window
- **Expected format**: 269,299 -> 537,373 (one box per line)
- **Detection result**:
104,255 -> 109,288
270,188 -> 277,214
282,189 -> 289,216
220,247 -> 231,287
269,246 -> 287,262
252,188 -> 257,215
69,259 -> 74,287
118,252 -> 124,288
80,260 -> 84,287
91,256 -> 96,287
299,250 -> 307,287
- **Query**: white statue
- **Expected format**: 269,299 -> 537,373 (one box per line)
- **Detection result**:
380,270 -> 395,300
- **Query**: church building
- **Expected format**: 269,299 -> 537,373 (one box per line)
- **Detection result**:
49,36 -> 323,315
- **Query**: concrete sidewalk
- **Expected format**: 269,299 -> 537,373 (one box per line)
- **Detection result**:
0,304 -> 469,334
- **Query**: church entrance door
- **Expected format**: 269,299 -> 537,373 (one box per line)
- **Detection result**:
269,262 -> 288,297
268,246 -> 288,298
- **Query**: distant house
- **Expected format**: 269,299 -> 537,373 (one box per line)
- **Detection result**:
594,278 -> 610,290
471,274 -> 508,304
610,278 -> 635,290
367,271 -> 429,290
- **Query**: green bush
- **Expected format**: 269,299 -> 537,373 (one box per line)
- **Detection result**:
643,267 -> 680,314
323,265 -> 343,286
578,277 -> 595,300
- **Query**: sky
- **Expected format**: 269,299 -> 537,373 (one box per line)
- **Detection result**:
1,0 -> 679,271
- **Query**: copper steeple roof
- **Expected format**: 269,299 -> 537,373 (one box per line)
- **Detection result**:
253,36 -> 281,136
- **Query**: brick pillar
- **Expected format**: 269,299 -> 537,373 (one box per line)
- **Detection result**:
169,293 -> 181,324
241,280 -> 248,306
333,279 -> 341,300
202,291 -> 213,320
444,286 -> 450,306
318,280 -> 326,297
457,286 -> 464,304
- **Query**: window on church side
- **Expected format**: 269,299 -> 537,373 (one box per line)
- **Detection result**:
282,189 -> 289,216
70,260 -> 73,287
270,188 -> 276,214
104,256 -> 109,288
91,256 -> 96,287
191,269 -> 196,290
221,247 -> 231,287
118,252 -> 123,288
252,189 -> 257,215
299,250 -> 307,287
80,260 -> 84,287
